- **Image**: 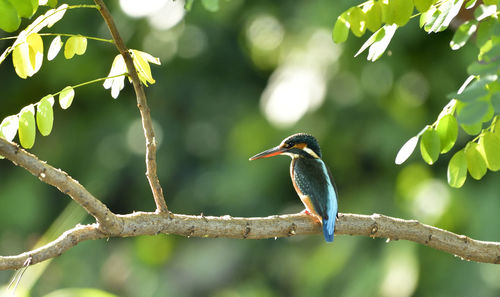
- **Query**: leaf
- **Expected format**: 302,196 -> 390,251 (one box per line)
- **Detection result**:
465,0 -> 477,9
491,92 -> 500,113
474,4 -> 497,21
64,35 -> 87,59
461,122 -> 482,135
467,59 -> 500,76
465,142 -> 487,179
476,17 -> 496,48
363,1 -> 382,32
0,115 -> 19,141
420,6 -> 437,28
12,33 -> 44,78
415,0 -> 435,13
7,0 -> 35,18
448,78 -> 489,102
59,86 -> 75,109
424,0 -> 465,33
332,11 -> 350,43
436,114 -> 458,153
349,7 -> 367,37
395,136 -> 419,165
130,50 -> 160,86
47,36 -> 63,60
42,288 -> 119,297
46,4 -> 67,28
201,0 -> 219,12
381,0 -> 413,26
367,24 -> 397,61
447,150 -> 467,188
18,104 -> 36,149
104,54 -> 127,99
479,132 -> 500,171
450,20 -> 477,50
36,95 -> 54,136
0,0 -> 20,32
456,100 -> 489,125
420,128 -> 441,164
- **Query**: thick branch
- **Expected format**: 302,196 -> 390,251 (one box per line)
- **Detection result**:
94,0 -> 168,213
0,138 -> 121,233
1,212 -> 498,270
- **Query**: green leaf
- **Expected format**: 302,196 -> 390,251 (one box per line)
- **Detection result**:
0,0 -> 20,32
7,0 -> 35,18
349,7 -> 367,37
415,0 -> 435,13
64,35 -> 87,59
36,96 -> 54,136
18,105 -> 36,149
0,115 -> 19,141
333,11 -> 350,43
420,128 -> 441,164
381,0 -> 413,26
424,0 -> 465,33
456,100 -> 490,125
363,1 -> 382,32
479,131 -> 500,171
474,4 -> 497,21
59,86 -> 75,109
465,0 -> 477,9
491,92 -> 500,113
201,0 -> 219,12
448,78 -> 489,102
476,17 -> 496,48
450,20 -> 477,50
420,6 -> 437,28
465,142 -> 487,179
395,136 -> 419,164
467,59 -> 500,76
447,149 -> 467,188
461,122 -> 483,135
436,114 -> 458,153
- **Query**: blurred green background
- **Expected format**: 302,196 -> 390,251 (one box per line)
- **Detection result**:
1,0 -> 500,296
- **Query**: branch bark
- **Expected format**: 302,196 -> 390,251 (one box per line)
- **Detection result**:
0,212 -> 498,270
94,0 -> 168,213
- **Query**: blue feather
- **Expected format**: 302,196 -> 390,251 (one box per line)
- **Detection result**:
320,161 -> 338,242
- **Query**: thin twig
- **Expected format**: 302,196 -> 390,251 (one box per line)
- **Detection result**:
0,212 -> 498,270
0,138 -> 121,233
94,0 -> 168,213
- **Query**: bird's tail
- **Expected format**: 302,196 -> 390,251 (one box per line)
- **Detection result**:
322,216 -> 335,242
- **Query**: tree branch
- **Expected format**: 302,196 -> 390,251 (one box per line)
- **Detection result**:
0,212 -> 498,270
94,0 -> 168,213
0,138 -> 121,233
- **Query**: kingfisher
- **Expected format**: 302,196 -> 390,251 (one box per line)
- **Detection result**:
249,133 -> 338,242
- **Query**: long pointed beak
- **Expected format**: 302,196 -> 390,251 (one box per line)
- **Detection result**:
249,146 -> 287,160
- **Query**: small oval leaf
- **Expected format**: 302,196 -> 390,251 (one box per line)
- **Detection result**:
332,11 -> 350,43
0,0 -> 21,32
480,132 -> 500,171
18,105 -> 36,149
436,114 -> 458,153
0,115 -> 19,141
395,136 -> 419,165
349,7 -> 367,37
447,149 -> 467,188
465,142 -> 487,180
47,35 -> 63,60
36,96 -> 54,136
420,128 -> 441,164
450,20 -> 477,50
59,86 -> 75,109
364,1 -> 382,32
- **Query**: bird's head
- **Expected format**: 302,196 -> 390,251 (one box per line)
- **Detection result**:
249,133 -> 321,161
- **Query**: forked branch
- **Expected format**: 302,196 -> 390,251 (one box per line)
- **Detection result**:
94,0 -> 168,213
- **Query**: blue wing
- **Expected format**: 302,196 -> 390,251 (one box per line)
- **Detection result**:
293,158 -> 338,242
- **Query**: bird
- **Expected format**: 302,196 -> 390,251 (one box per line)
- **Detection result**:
249,133 -> 338,242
